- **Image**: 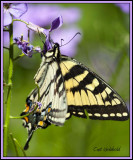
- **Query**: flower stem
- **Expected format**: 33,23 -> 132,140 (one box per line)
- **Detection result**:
10,103 -> 39,119
3,46 -> 9,50
13,138 -> 27,157
13,53 -> 25,61
13,19 -> 28,25
3,21 -> 14,157
10,133 -> 19,157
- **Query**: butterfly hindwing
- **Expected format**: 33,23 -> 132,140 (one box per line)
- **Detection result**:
59,55 -> 129,121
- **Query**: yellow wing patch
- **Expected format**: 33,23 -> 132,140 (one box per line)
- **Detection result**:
81,90 -> 90,105
66,91 -> 75,105
87,90 -> 97,105
60,61 -> 75,76
75,70 -> 88,81
74,91 -> 82,106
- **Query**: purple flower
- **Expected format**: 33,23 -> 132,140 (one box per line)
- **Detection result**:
36,102 -> 42,109
5,4 -> 81,41
115,4 -> 129,14
22,4 -> 80,27
11,5 -> 80,43
27,16 -> 63,54
27,16 -> 81,57
49,16 -> 63,32
4,4 -> 82,57
3,3 -> 28,26
29,101 -> 42,112
14,37 -> 41,57
43,16 -> 63,54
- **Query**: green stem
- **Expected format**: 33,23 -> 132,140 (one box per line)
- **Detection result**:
13,53 -> 25,61
4,21 -> 13,157
3,47 -> 9,50
36,82 -> 41,101
3,29 -> 9,32
12,19 -> 28,25
14,138 -> 27,157
10,133 -> 27,157
10,103 -> 39,119
10,133 -> 19,157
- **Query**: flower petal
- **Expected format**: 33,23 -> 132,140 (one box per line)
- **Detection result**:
115,4 -> 129,14
43,29 -> 50,37
34,46 -> 41,53
26,45 -> 34,57
50,16 -> 63,32
36,101 -> 42,109
3,9 -> 12,26
27,22 -> 45,34
9,3 -> 28,18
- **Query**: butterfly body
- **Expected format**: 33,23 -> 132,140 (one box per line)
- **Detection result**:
21,43 -> 129,150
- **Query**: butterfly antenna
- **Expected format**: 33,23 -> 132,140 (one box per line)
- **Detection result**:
60,32 -> 81,47
61,39 -> 64,46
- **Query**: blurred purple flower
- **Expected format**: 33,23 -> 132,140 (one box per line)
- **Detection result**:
3,3 -> 28,26
4,4 -> 82,57
4,4 -> 81,49
21,4 -> 80,26
14,37 -> 41,57
115,4 -> 129,14
51,26 -> 82,57
12,4 -> 81,41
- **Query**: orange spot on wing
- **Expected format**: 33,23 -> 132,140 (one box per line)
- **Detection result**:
24,117 -> 29,123
48,108 -> 51,113
38,121 -> 43,126
24,104 -> 30,112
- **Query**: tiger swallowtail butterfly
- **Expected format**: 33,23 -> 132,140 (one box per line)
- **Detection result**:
20,43 -> 129,150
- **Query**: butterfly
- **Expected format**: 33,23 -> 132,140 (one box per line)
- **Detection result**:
20,43 -> 129,150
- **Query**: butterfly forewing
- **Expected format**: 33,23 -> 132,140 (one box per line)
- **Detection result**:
59,55 -> 129,121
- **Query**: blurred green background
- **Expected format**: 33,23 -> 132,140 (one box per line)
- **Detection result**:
3,3 -> 130,157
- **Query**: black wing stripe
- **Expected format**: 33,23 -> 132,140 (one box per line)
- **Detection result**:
68,105 -> 129,120
40,79 -> 54,100
47,119 -> 64,126
61,62 -> 106,95
64,65 -> 85,80
39,68 -> 61,100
